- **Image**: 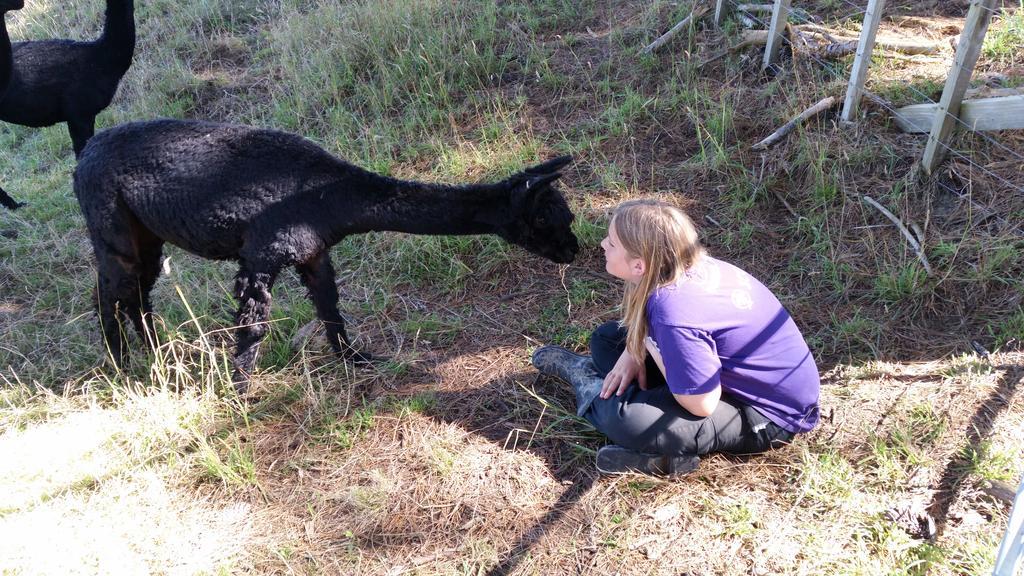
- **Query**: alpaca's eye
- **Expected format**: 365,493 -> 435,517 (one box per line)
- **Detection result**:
536,216 -> 547,226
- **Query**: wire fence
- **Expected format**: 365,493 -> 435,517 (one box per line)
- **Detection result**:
826,0 -> 1024,164
736,0 -> 1023,196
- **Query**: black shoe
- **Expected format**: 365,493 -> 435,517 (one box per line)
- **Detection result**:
531,345 -> 599,383
596,445 -> 700,477
532,346 -> 606,416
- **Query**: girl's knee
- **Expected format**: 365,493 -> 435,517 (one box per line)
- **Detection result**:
589,320 -> 624,353
592,319 -> 623,338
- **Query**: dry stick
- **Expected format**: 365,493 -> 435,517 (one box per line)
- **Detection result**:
751,96 -> 837,150
816,39 -> 942,59
862,195 -> 933,275
640,5 -> 710,55
736,3 -> 774,12
796,25 -> 943,54
698,30 -> 769,67
700,25 -> 937,68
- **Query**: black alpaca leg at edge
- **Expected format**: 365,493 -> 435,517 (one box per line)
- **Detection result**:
0,184 -> 24,210
68,117 -> 96,158
231,268 -> 277,393
295,252 -> 371,362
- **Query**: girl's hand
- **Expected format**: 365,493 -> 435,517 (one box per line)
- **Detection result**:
601,350 -> 647,399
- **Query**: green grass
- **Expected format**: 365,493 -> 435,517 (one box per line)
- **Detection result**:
984,3 -> 1024,64
955,440 -> 1019,483
400,310 -> 466,347
872,263 -> 930,305
990,306 -> 1024,350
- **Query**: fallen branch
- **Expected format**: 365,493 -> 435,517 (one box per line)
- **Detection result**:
797,25 -> 943,56
862,195 -> 932,275
751,96 -> 836,150
798,23 -> 860,37
698,30 -> 769,67
640,5 -> 710,55
873,39 -> 944,55
814,38 -> 942,59
736,3 -> 774,12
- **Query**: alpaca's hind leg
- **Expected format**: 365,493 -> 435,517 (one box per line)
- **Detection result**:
90,216 -> 158,369
231,266 -> 278,393
295,252 -> 370,361
94,253 -> 139,369
124,240 -> 164,350
68,116 -> 96,158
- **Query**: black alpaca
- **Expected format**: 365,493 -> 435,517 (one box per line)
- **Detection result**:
0,0 -> 134,210
0,0 -> 24,210
74,119 -> 580,392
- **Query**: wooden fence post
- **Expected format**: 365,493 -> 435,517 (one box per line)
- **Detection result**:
841,0 -> 887,122
922,0 -> 998,175
714,0 -> 730,26
762,0 -> 791,70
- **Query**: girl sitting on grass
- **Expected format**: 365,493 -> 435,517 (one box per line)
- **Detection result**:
533,199 -> 820,476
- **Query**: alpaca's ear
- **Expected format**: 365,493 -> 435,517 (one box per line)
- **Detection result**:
512,172 -> 562,209
524,155 -> 572,176
525,172 -> 562,190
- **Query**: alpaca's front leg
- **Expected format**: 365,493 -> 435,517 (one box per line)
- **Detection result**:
295,253 -> 374,362
232,269 -> 277,393
68,116 -> 96,158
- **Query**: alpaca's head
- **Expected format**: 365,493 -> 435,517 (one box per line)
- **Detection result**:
1,0 -> 23,12
500,156 -> 579,264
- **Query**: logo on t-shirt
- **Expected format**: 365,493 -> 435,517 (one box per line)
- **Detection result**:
731,289 -> 753,310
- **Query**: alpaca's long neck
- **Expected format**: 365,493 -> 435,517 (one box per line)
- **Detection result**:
99,0 -> 135,64
325,170 -> 509,242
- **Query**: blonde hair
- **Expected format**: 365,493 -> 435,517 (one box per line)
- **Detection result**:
612,199 -> 704,362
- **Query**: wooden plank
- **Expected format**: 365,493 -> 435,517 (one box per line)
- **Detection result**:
762,0 -> 791,70
841,0 -> 888,122
714,0 -> 729,27
893,95 -> 1024,133
922,0 -> 998,175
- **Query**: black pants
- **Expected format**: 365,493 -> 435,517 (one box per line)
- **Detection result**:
584,321 -> 794,457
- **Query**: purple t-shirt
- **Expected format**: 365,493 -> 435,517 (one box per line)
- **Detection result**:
646,256 -> 820,433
